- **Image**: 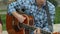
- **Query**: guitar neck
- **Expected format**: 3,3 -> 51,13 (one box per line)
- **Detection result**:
18,23 -> 52,34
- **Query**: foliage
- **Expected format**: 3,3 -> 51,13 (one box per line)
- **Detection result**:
48,0 -> 58,7
54,7 -> 60,24
1,14 -> 6,30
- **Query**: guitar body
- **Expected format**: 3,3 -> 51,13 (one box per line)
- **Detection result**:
6,13 -> 34,34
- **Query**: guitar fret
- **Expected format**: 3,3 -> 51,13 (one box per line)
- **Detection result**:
18,23 -> 52,34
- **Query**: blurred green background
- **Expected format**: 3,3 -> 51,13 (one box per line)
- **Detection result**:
0,0 -> 60,31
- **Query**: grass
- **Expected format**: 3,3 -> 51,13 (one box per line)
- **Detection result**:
1,7 -> 60,30
54,7 -> 60,24
1,14 -> 6,30
0,10 -> 7,12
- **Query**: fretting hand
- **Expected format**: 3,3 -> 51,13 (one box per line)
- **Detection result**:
34,28 -> 41,34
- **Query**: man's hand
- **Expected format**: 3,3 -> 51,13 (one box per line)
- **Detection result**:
12,11 -> 26,23
34,28 -> 41,34
18,15 -> 26,23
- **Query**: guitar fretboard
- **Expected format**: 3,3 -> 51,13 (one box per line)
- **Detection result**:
18,23 -> 52,34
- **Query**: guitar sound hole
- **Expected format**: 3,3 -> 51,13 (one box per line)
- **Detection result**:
12,20 -> 20,32
13,25 -> 20,32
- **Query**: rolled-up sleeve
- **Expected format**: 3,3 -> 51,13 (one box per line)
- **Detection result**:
8,2 -> 17,15
8,0 -> 25,15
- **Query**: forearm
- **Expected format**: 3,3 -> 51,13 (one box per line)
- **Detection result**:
12,11 -> 22,20
11,11 -> 26,23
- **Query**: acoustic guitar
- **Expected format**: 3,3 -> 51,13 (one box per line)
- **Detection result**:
6,13 -> 60,34
6,13 -> 34,34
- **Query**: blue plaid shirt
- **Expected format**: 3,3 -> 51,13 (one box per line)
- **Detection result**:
8,0 -> 55,33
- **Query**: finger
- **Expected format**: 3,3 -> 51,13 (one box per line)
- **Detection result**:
34,29 -> 37,34
37,28 -> 41,34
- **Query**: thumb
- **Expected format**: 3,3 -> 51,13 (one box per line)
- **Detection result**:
34,29 -> 37,34
37,28 -> 41,34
